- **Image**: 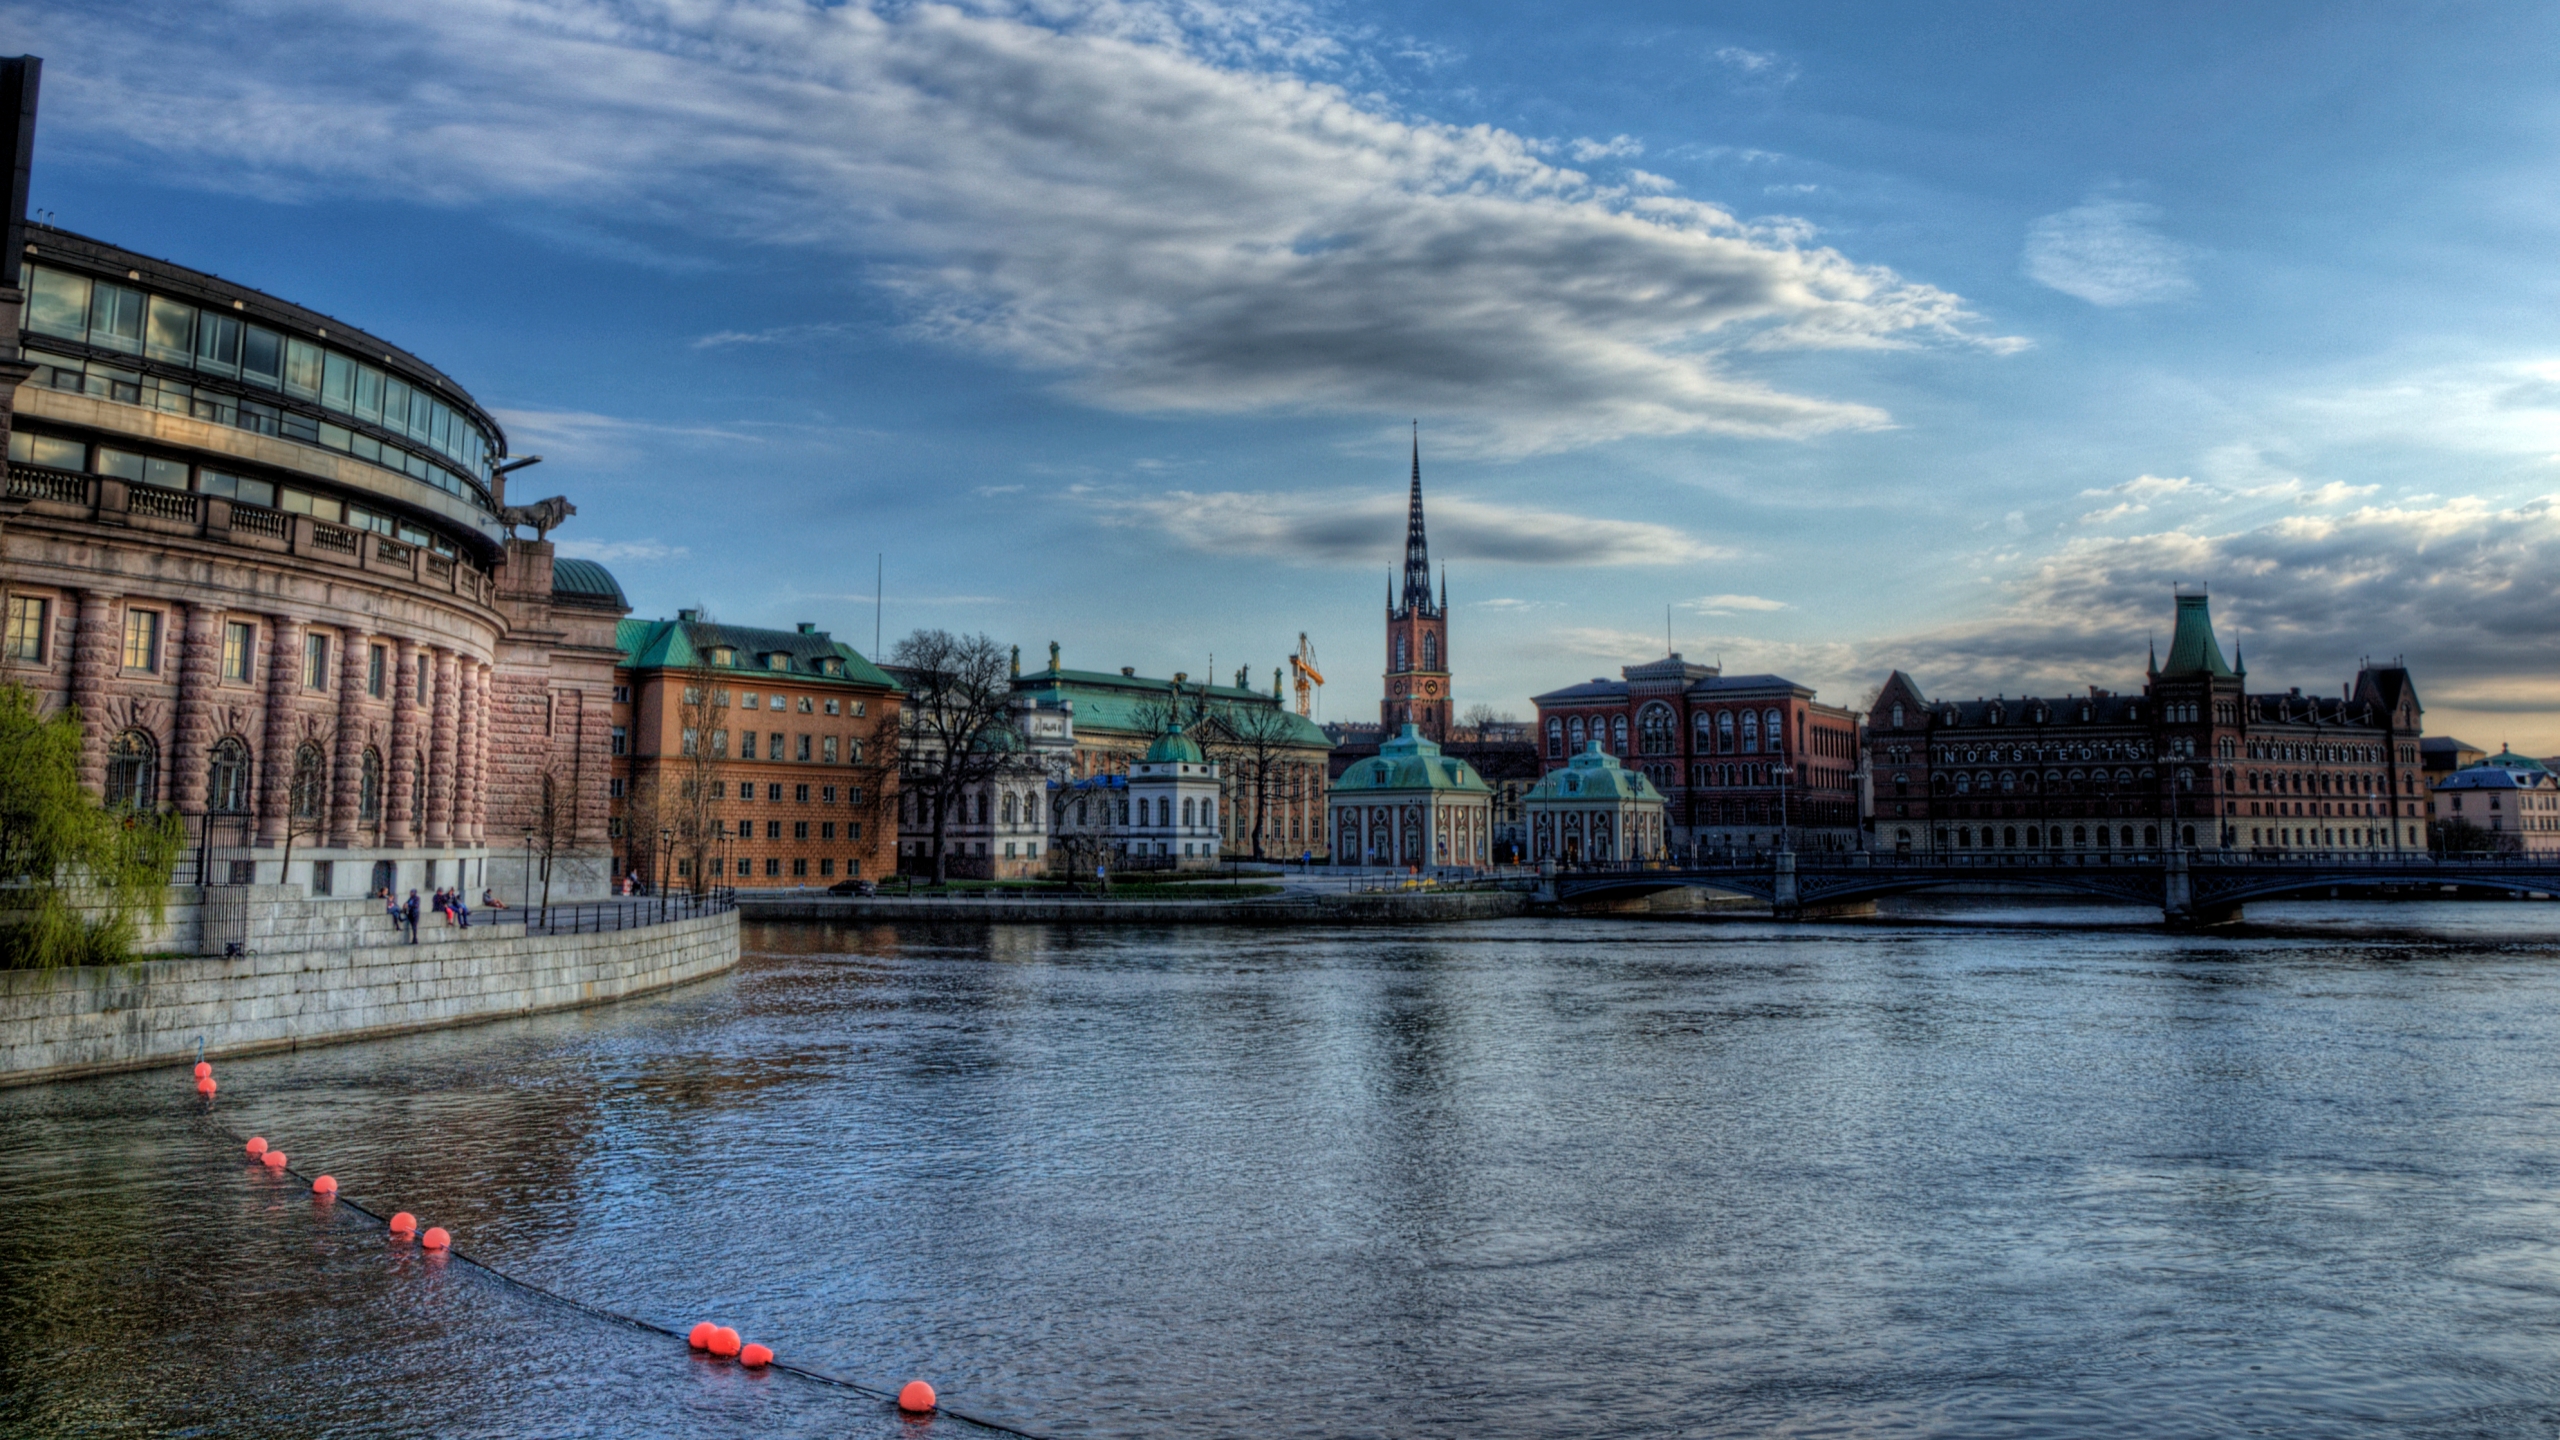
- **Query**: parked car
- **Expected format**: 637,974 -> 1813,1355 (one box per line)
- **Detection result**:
826,878 -> 878,897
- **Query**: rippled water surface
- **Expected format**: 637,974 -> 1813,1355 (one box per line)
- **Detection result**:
12,903 -> 2560,1437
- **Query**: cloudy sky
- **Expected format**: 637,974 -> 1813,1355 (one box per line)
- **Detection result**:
14,0 -> 2560,748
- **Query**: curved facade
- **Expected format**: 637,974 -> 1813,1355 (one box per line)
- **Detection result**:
2,223 -> 622,902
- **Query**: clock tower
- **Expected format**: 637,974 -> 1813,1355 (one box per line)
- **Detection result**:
1382,428 -> 1451,743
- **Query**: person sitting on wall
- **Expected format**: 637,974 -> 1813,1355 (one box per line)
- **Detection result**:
454,892 -> 471,930
481,888 -> 508,910
385,891 -> 403,931
403,890 -> 421,943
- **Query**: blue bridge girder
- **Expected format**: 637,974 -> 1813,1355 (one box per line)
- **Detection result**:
1545,852 -> 2560,924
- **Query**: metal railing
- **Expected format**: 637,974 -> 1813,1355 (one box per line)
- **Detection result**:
523,888 -> 736,935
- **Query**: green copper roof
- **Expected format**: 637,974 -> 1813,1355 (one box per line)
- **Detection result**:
1327,724 -> 1491,795
1013,664 -> 1330,749
2158,593 -> 2235,678
2476,746 -> 2552,775
1144,725 -> 1205,764
615,617 -> 899,689
550,557 -> 628,608
1524,742 -> 1665,804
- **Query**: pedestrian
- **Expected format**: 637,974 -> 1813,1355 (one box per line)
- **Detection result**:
454,892 -> 471,930
403,890 -> 421,943
384,889 -> 402,933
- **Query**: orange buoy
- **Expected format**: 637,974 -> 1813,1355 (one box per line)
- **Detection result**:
739,1343 -> 772,1368
388,1211 -> 417,1235
196,1077 -> 217,1096
245,1137 -> 267,1157
262,1150 -> 288,1169
193,1061 -> 212,1079
687,1322 -> 715,1350
708,1327 -> 742,1358
421,1226 -> 450,1250
312,1175 -> 337,1196
898,1380 -> 938,1413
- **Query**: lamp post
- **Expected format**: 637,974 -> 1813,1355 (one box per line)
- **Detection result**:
520,826 -> 534,920
658,827 -> 673,922
1774,761 -> 1795,854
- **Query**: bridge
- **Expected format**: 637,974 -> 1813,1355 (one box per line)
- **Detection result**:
1541,851 -> 2560,926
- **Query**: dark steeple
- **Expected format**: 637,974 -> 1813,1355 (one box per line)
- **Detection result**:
1402,423 -> 1434,615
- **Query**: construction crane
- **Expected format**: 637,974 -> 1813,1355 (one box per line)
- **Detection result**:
1289,633 -> 1325,718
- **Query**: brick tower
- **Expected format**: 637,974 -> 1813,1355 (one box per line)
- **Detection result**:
1382,428 -> 1450,743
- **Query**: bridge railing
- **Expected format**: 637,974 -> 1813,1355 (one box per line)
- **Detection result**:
1554,850 -> 2560,877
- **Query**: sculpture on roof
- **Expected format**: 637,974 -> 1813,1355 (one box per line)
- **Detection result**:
499,495 -> 576,542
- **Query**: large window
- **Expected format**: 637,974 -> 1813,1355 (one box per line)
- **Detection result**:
24,264 -> 495,487
208,737 -> 252,814
290,743 -> 328,821
121,607 -> 161,673
303,633 -> 331,690
1638,705 -> 1675,756
105,730 -> 157,809
359,749 -> 384,822
222,621 -> 255,682
5,596 -> 47,663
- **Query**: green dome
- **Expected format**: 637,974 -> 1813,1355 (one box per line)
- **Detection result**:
1145,725 -> 1204,764
2481,746 -> 2550,774
1524,741 -> 1666,804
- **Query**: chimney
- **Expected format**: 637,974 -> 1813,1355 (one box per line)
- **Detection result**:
796,622 -> 817,635
676,608 -> 699,623
1121,666 -> 1136,677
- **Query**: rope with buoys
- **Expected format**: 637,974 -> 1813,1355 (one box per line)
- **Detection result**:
185,1067 -> 1050,1438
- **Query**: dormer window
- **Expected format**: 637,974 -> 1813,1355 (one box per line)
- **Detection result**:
822,658 -> 845,677
1890,703 -> 1905,728
766,653 -> 790,672
707,646 -> 736,667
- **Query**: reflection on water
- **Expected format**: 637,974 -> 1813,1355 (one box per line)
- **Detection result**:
8,904 -> 2560,1437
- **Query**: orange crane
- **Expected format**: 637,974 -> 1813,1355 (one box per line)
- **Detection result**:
1289,633 -> 1324,718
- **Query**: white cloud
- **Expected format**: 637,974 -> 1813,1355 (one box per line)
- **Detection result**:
2075,473 -> 2197,525
554,538 -> 689,562
1879,494 -> 2560,712
1710,46 -> 1796,84
488,407 -> 761,465
693,322 -> 863,350
2022,196 -> 2195,306
1569,134 -> 1643,162
1086,486 -> 1725,565
1685,593 -> 1788,614
17,0 -> 2010,456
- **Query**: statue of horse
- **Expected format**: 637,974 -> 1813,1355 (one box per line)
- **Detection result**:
498,495 -> 576,541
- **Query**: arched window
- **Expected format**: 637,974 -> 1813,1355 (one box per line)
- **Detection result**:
1422,633 -> 1438,670
1741,712 -> 1759,752
1183,796 -> 1195,826
1717,712 -> 1735,753
1893,772 -> 1909,797
1764,710 -> 1784,755
1611,715 -> 1629,754
106,730 -> 157,810
1638,705 -> 1675,755
207,736 -> 252,814
1547,717 -> 1564,758
290,742 -> 326,820
1394,635 -> 1407,671
1568,715 -> 1586,749
359,748 -> 383,822
1203,798 -> 1214,829
1891,702 -> 1905,728
1002,792 -> 1018,826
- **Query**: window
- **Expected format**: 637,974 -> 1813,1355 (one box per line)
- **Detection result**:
290,743 -> 327,820
796,696 -> 813,713
711,729 -> 728,757
796,734 -> 812,762
794,821 -> 810,839
766,654 -> 790,672
713,782 -> 727,800
121,607 -> 162,672
765,857 -> 781,877
359,749 -> 383,821
740,691 -> 758,709
613,684 -> 631,704
852,701 -> 866,717
768,784 -> 782,801
766,820 -> 782,839
1639,705 -> 1675,756
1568,715 -> 1586,749
366,643 -> 386,698
611,726 -> 628,756
610,777 -> 627,800
1423,633 -> 1438,669
301,633 -> 331,689
416,654 -> 429,704
821,785 -> 837,804
823,735 -> 838,764
824,699 -> 840,716
105,730 -> 158,809
792,858 -> 809,876
771,731 -> 784,758
740,731 -> 756,759
6,596 -> 49,663
821,821 -> 836,840
192,736 -> 252,815
681,728 -> 700,756
1765,710 -> 1785,756
793,784 -> 810,803
1546,717 -> 1563,757
1394,635 -> 1408,671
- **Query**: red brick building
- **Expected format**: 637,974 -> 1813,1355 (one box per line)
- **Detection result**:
1531,656 -> 1863,854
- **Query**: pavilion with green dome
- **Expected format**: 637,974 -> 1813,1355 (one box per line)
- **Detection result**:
1326,723 -> 1494,868
1522,742 -> 1669,864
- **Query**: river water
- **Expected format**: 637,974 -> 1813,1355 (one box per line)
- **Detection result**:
9,902 -> 2560,1437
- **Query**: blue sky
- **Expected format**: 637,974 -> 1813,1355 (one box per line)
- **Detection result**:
13,0 -> 2560,749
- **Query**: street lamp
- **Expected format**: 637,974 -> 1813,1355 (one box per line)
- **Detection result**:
1773,761 -> 1795,854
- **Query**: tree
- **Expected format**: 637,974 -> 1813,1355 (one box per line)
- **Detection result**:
275,718 -> 339,892
2431,816 -> 2517,857
0,682 -> 185,968
888,629 -> 1018,885
1196,700 -> 1305,861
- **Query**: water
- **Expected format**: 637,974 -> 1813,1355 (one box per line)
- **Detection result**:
10,903 -> 2560,1437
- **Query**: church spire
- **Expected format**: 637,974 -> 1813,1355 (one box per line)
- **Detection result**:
1402,423 -> 1433,614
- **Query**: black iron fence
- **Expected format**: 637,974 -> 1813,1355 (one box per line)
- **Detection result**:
522,889 -> 736,936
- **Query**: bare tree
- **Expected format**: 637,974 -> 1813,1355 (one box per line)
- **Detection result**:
889,629 -> 1018,885
275,718 -> 338,889
1047,779 -> 1124,893
1195,701 -> 1305,862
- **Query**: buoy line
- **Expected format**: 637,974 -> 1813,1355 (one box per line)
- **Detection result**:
186,1085 -> 1053,1439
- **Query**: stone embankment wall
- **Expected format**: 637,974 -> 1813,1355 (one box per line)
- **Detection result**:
0,890 -> 738,1086
737,890 -> 1528,925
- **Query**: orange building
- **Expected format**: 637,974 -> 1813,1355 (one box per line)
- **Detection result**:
609,609 -> 901,890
